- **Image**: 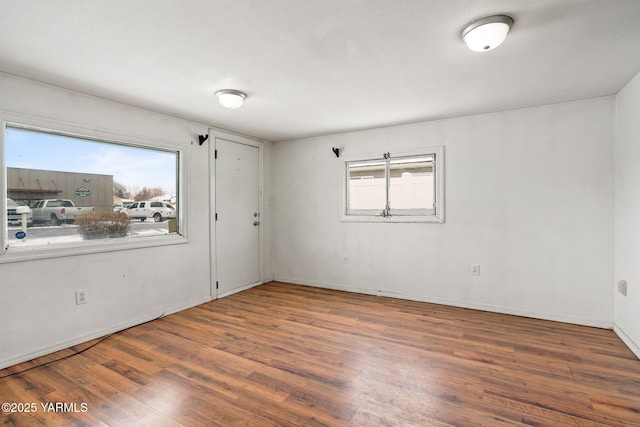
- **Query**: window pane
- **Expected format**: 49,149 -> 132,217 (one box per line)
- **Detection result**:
389,155 -> 434,210
347,160 -> 386,210
5,125 -> 179,248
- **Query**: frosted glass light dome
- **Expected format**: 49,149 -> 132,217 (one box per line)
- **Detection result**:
462,15 -> 514,52
215,89 -> 247,109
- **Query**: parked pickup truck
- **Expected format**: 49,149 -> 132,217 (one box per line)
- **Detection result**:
7,198 -> 33,227
32,199 -> 94,225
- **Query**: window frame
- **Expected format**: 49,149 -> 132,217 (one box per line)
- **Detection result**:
1,119 -> 188,263
344,158 -> 388,216
340,146 -> 445,223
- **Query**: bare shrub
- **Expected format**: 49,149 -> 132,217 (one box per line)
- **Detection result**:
76,211 -> 131,240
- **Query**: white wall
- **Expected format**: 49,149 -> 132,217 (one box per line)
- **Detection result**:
0,70 -> 625,368
274,98 -> 615,327
0,73 -> 272,369
614,71 -> 640,357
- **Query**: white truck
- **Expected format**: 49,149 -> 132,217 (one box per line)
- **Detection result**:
7,198 -> 33,227
32,199 -> 94,225
126,200 -> 176,222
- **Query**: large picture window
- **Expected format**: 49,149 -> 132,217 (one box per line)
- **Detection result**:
2,123 -> 181,256
342,147 -> 444,223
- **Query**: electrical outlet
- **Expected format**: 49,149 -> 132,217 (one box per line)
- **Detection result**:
76,289 -> 88,305
471,264 -> 481,276
618,280 -> 628,297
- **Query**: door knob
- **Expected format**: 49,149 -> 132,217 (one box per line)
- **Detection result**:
253,221 -> 260,226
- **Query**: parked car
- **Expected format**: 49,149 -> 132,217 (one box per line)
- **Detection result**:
7,198 -> 33,227
32,199 -> 94,225
126,201 -> 176,222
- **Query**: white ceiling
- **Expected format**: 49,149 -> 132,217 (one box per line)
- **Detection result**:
1,0 -> 639,142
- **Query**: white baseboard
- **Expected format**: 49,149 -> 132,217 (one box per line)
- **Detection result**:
274,276 -> 613,329
0,295 -> 212,371
613,324 -> 640,360
217,281 -> 262,299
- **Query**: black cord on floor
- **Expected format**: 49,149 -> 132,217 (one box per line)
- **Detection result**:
0,313 -> 165,380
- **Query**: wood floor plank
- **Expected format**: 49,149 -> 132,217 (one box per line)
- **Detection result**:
1,281 -> 639,426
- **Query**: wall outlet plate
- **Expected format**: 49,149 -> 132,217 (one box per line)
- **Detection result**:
76,289 -> 88,305
618,280 -> 628,297
471,264 -> 481,276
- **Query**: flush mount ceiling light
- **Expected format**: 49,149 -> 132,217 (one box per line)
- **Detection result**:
215,89 -> 247,109
462,15 -> 514,52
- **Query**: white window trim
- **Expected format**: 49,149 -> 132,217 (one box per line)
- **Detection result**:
340,146 -> 445,223
0,116 -> 188,263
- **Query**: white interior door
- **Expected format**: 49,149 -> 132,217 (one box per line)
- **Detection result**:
215,138 -> 261,297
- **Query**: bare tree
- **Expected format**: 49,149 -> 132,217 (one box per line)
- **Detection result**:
113,180 -> 131,199
134,186 -> 166,201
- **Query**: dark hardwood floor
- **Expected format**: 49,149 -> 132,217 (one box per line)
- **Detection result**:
1,281 -> 639,426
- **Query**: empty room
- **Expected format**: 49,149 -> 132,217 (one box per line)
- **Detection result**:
1,1 -> 640,425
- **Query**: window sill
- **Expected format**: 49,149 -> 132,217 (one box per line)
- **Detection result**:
340,214 -> 445,223
0,234 -> 188,264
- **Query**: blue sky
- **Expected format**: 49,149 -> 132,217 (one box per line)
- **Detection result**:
6,128 -> 177,194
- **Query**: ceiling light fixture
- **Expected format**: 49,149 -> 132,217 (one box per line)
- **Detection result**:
462,15 -> 514,52
215,89 -> 247,109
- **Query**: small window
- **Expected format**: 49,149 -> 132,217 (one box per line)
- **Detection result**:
3,124 -> 181,254
342,147 -> 444,223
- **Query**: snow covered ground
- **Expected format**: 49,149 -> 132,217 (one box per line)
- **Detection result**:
6,222 -> 170,248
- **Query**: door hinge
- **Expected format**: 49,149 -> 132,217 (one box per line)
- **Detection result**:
215,212 -> 218,221
216,281 -> 219,289
215,149 -> 218,159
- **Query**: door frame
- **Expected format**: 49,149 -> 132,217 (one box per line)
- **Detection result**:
209,129 -> 264,299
